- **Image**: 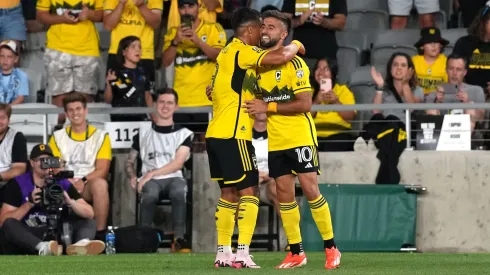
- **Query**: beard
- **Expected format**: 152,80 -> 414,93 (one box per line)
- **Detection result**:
260,37 -> 279,49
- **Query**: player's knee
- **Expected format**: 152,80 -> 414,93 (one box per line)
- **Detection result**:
298,173 -> 320,200
220,187 -> 238,203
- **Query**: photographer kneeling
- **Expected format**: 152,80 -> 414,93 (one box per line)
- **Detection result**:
0,144 -> 105,256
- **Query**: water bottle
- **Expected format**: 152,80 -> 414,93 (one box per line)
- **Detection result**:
105,226 -> 116,255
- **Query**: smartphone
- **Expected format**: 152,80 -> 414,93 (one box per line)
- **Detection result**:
442,83 -> 458,95
181,14 -> 193,28
320,78 -> 332,92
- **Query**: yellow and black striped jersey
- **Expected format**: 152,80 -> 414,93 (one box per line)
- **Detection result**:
205,38 -> 269,141
163,20 -> 227,107
257,55 -> 317,151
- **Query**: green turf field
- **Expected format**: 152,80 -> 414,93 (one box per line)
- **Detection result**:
1,252 -> 488,274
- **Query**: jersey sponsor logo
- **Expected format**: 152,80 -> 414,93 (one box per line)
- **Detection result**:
251,46 -> 263,53
50,2 -> 95,15
175,53 -> 209,66
148,151 -> 172,160
263,94 -> 291,102
261,86 -> 295,103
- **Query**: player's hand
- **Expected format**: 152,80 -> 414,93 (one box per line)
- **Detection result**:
243,99 -> 268,115
137,172 -> 153,193
29,187 -> 42,205
130,177 -> 138,191
312,11 -> 324,26
78,4 -> 91,21
62,10 -> 79,24
370,66 -> 384,88
456,88 -> 469,103
206,85 -> 213,101
435,86 -> 444,103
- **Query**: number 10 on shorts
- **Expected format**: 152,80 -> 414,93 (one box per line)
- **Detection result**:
295,147 -> 313,163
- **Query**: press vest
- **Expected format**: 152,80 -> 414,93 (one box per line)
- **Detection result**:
53,128 -> 107,178
139,125 -> 193,180
0,128 -> 17,173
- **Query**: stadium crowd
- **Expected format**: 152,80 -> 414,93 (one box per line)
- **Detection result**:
0,0 -> 488,259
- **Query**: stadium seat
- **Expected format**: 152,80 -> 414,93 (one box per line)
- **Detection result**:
441,28 -> 467,56
407,10 -> 448,29
225,29 -> 233,42
25,31 -> 47,52
9,103 -> 58,139
336,30 -> 371,52
348,65 -> 386,131
21,67 -> 43,103
345,10 -> 390,30
337,46 -> 362,84
346,0 -> 388,12
371,29 -> 419,65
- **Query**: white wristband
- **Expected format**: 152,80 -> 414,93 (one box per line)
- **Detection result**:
376,90 -> 383,94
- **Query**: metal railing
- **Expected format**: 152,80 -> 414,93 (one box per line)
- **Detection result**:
12,102 -> 490,148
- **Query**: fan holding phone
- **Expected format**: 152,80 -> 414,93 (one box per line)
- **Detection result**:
311,58 -> 357,152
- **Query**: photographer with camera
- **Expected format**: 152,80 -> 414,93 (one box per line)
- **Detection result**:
0,144 -> 105,255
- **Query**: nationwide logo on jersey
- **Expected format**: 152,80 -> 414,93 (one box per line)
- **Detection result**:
175,48 -> 210,67
261,86 -> 295,103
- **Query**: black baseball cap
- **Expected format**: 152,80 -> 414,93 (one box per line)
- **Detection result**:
178,0 -> 198,6
30,144 -> 54,159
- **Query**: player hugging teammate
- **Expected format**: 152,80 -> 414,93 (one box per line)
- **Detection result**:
205,7 -> 341,270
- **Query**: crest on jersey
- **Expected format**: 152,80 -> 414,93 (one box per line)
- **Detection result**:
275,70 -> 281,81
296,69 -> 304,78
201,35 -> 207,42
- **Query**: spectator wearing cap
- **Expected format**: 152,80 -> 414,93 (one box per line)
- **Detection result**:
412,27 -> 449,95
103,0 -> 163,94
282,0 -> 346,60
162,0 -> 226,134
0,0 -> 27,47
0,41 -> 29,105
167,0 -> 223,29
36,0 -> 103,124
453,3 -> 490,97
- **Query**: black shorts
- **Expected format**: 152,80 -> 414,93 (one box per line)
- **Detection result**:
268,145 -> 321,179
106,54 -> 155,93
206,138 -> 258,190
173,113 -> 209,134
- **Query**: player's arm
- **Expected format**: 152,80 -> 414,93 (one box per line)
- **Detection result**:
85,134 -> 112,181
239,40 -> 305,69
126,134 -> 140,181
162,28 -> 179,67
137,0 -> 163,30
194,23 -> 225,61
103,0 -> 125,31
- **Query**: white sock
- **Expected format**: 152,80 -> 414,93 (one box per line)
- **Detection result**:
237,244 -> 249,257
217,245 -> 232,254
35,242 -> 46,251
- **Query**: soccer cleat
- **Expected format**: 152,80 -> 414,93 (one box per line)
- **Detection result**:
214,253 -> 235,268
232,255 -> 260,269
276,252 -> 307,269
38,241 -> 62,256
171,238 -> 192,253
66,239 -> 106,255
325,247 -> 341,270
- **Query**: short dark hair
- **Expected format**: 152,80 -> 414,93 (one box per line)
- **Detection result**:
446,53 -> 468,69
231,8 -> 261,32
261,10 -> 291,33
156,88 -> 179,105
62,92 -> 87,111
0,103 -> 12,118
260,5 -> 279,13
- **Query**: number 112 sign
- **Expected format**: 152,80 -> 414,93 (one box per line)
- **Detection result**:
104,121 -> 152,149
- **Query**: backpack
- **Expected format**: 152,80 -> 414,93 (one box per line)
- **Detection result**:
114,226 -> 161,253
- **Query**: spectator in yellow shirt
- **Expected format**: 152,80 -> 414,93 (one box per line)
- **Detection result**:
311,58 -> 356,152
103,0 -> 163,94
167,0 -> 223,29
412,27 -> 449,95
36,0 -> 103,124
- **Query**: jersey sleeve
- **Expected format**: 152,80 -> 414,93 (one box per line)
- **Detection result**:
95,0 -> 103,10
48,135 -> 62,158
104,0 -> 118,11
289,57 -> 312,94
36,0 -> 51,11
96,134 -> 112,160
208,23 -> 227,48
237,46 -> 269,69
163,28 -> 178,51
148,0 -> 163,11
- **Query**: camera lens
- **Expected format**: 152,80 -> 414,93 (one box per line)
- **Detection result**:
46,184 -> 64,202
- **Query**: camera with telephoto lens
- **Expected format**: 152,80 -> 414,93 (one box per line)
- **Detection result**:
39,156 -> 74,244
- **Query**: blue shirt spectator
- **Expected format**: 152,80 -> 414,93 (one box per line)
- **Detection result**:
0,40 -> 28,104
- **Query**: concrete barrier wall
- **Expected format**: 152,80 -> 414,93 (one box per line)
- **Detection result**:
111,151 -> 490,253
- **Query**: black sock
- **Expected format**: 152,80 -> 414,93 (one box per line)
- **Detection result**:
290,242 -> 304,255
324,239 -> 336,249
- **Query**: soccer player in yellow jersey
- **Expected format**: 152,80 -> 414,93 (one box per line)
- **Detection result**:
206,7 -> 305,269
412,27 -> 449,94
244,10 -> 341,270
